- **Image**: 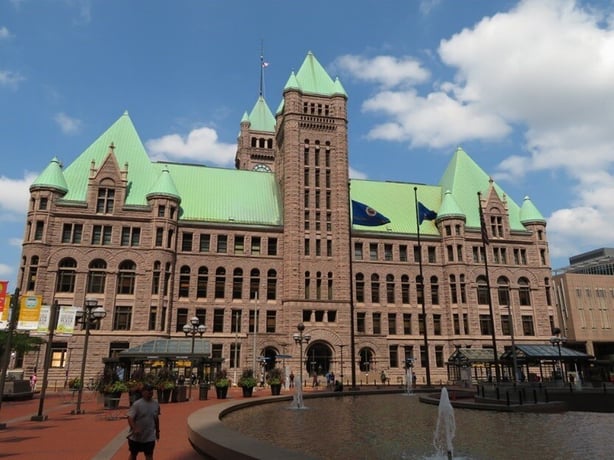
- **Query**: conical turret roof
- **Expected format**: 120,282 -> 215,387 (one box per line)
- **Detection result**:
437,189 -> 465,221
147,167 -> 181,202
246,96 -> 276,132
31,157 -> 68,194
284,51 -> 347,97
520,196 -> 546,224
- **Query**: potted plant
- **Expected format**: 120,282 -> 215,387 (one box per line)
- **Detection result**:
215,369 -> 230,399
238,368 -> 257,397
67,377 -> 82,391
267,367 -> 283,395
102,380 -> 128,409
156,367 -> 175,403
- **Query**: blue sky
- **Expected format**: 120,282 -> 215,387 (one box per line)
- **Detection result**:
2,0 -> 614,289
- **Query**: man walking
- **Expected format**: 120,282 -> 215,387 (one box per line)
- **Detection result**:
127,383 -> 160,460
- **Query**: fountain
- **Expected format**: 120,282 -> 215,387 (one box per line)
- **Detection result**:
289,377 -> 306,409
404,369 -> 414,396
433,387 -> 456,460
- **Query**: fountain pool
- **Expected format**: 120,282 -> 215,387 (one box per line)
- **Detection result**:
222,393 -> 612,459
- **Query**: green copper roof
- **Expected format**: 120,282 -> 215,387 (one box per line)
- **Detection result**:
62,111 -> 157,205
147,167 -> 181,202
437,189 -> 465,220
439,147 -> 524,231
286,51 -> 346,97
247,96 -> 276,133
350,180 -> 440,235
333,77 -> 347,97
520,196 -> 546,224
31,157 -> 68,194
162,163 -> 281,224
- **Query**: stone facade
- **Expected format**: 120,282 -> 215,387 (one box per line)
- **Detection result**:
17,54 -> 557,388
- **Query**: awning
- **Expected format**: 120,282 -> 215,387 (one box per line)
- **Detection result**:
118,339 -> 212,359
500,344 -> 593,363
447,348 -> 496,365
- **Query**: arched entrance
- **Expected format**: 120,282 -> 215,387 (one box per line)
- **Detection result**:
305,342 -> 332,377
261,346 -> 279,371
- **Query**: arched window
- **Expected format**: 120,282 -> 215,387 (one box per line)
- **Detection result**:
371,274 -> 380,303
416,275 -> 424,305
327,271 -> 333,301
56,257 -> 77,293
215,267 -> 226,299
178,265 -> 191,298
430,276 -> 439,305
197,266 -> 208,298
87,259 -> 107,294
250,268 -> 260,299
476,275 -> 489,305
316,271 -> 322,300
355,273 -> 365,303
518,277 -> 531,306
386,274 -> 395,304
497,276 -> 510,305
117,260 -> 136,295
359,348 -> 375,372
232,268 -> 243,299
267,269 -> 277,300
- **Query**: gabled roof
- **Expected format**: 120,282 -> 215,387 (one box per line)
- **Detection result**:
439,147 -> 525,231
31,157 -> 68,194
246,96 -> 276,133
285,51 -> 347,97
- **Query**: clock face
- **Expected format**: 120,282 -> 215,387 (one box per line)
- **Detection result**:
253,163 -> 272,172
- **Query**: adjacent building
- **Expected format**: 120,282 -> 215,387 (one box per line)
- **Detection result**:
18,52 -> 556,387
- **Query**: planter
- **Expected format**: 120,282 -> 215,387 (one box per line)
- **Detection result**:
199,383 -> 209,401
157,388 -> 172,403
241,386 -> 254,397
270,383 -> 282,395
172,385 -> 187,402
215,385 -> 229,399
103,392 -> 122,409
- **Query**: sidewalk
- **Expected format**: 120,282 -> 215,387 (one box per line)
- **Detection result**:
0,385 -> 287,459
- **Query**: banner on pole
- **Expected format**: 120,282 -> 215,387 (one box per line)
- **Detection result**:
0,280 -> 8,315
0,293 -> 10,330
18,295 -> 43,330
56,306 -> 77,336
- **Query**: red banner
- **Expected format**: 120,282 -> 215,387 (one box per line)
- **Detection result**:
0,280 -> 8,314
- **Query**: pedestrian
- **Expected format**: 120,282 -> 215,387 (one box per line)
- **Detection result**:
127,383 -> 160,460
412,372 -> 417,388
30,373 -> 37,391
289,371 -> 295,388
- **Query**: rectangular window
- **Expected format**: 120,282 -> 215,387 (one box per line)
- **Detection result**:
420,345 -> 427,368
399,245 -> 408,262
121,227 -> 141,247
433,314 -> 441,335
182,232 -> 193,252
92,225 -> 112,245
384,244 -> 393,261
50,342 -> 68,368
435,346 -> 444,367
158,205 -> 165,217
231,309 -> 241,333
463,313 -> 469,334
200,234 -> 211,252
419,313 -> 425,335
251,237 -> 261,255
266,310 -> 276,333
479,314 -> 492,335
39,197 -> 48,210
354,242 -> 363,260
453,313 -> 460,335
389,345 -> 399,368
501,315 -> 511,335
521,315 -> 535,336
234,235 -> 245,254
155,228 -> 164,247
413,245 -> 421,263
403,313 -> 412,335
427,246 -> 436,263
62,223 -> 83,244
213,308 -> 225,332
357,312 -> 366,333
369,243 -> 378,261
34,221 -> 44,240
176,308 -> 188,332
148,306 -> 157,331
230,343 -> 241,368
268,237 -> 277,256
113,306 -> 132,331
96,187 -> 115,214
373,312 -> 381,334
388,313 -> 397,335
217,235 -> 227,253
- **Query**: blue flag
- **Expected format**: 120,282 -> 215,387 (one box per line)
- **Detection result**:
418,202 -> 437,224
352,200 -> 391,226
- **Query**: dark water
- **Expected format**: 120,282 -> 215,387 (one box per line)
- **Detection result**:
222,394 -> 612,459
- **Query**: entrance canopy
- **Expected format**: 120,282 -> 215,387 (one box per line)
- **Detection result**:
500,344 -> 593,364
119,339 -> 212,360
447,348 -> 496,366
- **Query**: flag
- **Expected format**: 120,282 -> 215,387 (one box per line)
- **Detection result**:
352,200 -> 390,226
262,61 -> 270,68
479,204 -> 489,245
417,202 -> 437,225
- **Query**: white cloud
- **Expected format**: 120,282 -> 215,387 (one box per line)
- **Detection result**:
333,55 -> 430,88
0,263 -> 14,277
8,237 -> 22,247
146,127 -> 236,166
349,166 -> 367,180
0,172 -> 36,219
0,70 -> 24,88
0,27 -> 11,39
54,112 -> 82,134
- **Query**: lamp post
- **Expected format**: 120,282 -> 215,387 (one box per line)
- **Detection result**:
549,327 -> 567,383
183,316 -> 206,400
73,298 -> 106,415
339,344 -> 345,385
292,323 -> 311,387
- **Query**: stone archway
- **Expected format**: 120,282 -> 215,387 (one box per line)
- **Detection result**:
305,342 -> 332,377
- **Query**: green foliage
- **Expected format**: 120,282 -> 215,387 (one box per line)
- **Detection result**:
103,380 -> 128,393
238,368 -> 257,388
267,367 -> 283,385
0,331 -> 44,356
215,369 -> 230,388
68,377 -> 82,390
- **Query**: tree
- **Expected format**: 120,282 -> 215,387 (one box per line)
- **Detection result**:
0,330 -> 45,358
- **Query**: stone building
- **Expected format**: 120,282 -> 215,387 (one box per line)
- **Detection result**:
553,248 -> 614,366
18,52 -> 556,387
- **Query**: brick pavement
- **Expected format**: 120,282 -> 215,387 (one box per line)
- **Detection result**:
0,385 -> 290,459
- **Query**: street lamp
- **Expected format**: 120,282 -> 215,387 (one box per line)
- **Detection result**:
292,323 -> 311,387
549,327 -> 567,383
183,316 -> 206,400
73,298 -> 106,415
339,344 -> 345,385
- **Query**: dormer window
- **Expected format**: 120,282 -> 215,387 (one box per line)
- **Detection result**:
96,188 -> 115,214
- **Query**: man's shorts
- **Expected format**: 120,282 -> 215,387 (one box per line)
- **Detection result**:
128,439 -> 155,455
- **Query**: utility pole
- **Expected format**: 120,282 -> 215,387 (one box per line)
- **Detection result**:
0,288 -> 20,428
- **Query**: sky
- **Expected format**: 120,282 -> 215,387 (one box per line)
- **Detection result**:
2,0 -> 614,289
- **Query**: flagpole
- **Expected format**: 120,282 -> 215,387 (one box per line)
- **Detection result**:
348,183 -> 358,390
259,40 -> 265,98
414,187 -> 432,387
477,192 -> 501,383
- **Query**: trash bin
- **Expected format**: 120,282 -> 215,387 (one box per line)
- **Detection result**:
199,383 -> 209,400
